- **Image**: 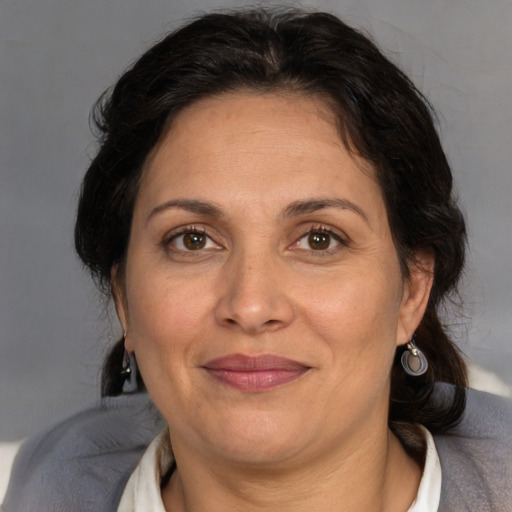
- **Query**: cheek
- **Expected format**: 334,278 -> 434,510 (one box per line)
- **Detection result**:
123,276 -> 217,419
302,269 -> 403,340
299,267 -> 404,388
124,270 -> 215,369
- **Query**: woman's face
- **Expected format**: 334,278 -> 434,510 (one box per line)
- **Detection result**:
117,92 -> 432,467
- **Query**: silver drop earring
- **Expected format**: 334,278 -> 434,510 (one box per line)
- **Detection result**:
401,335 -> 428,376
121,350 -> 132,380
121,331 -> 138,392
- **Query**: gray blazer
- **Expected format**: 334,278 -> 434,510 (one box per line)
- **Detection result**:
4,386 -> 511,511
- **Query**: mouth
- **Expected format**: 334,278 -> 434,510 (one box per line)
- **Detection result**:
202,354 -> 311,391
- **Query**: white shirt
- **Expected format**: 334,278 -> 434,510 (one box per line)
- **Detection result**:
407,427 -> 442,511
118,428 -> 442,512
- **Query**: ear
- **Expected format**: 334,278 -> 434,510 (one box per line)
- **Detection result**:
396,250 -> 435,347
111,265 -> 131,350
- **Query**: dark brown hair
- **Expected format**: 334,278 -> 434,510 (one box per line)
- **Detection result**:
75,8 -> 467,442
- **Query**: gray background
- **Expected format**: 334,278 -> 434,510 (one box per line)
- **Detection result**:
1,0 -> 511,441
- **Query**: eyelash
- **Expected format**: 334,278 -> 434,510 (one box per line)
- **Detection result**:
163,225 -> 219,254
293,226 -> 349,254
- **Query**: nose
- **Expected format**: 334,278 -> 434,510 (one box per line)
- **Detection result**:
214,250 -> 295,334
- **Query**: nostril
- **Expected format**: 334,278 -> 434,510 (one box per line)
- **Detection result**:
221,316 -> 283,333
214,290 -> 295,333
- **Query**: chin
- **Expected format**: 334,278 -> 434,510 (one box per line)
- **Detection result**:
197,410 -> 314,465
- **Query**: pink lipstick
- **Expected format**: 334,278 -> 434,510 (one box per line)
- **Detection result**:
202,354 -> 310,391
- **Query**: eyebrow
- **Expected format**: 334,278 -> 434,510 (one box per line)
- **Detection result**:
147,196 -> 369,225
282,198 -> 369,224
147,199 -> 224,223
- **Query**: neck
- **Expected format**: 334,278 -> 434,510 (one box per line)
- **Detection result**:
162,426 -> 422,512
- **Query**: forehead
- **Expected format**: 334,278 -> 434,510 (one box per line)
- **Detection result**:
136,91 -> 384,224
144,91 -> 352,170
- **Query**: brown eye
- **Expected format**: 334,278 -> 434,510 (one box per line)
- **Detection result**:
308,232 -> 331,250
169,230 -> 220,252
183,232 -> 206,250
294,228 -> 343,253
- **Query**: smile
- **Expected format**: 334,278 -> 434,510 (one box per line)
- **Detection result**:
202,354 -> 311,391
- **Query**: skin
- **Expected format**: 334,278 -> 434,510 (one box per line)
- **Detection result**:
115,91 -> 434,511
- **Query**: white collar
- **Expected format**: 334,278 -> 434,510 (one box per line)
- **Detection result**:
117,429 -> 171,512
407,427 -> 442,511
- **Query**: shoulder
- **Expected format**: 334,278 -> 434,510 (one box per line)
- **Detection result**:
3,393 -> 165,512
433,384 -> 512,512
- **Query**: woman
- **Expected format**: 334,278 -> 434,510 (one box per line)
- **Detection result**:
4,8 -> 511,512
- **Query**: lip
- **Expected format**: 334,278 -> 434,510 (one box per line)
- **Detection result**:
202,354 -> 311,391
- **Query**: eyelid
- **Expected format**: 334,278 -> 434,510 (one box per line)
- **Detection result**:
163,224 -> 223,252
290,224 -> 350,252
